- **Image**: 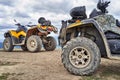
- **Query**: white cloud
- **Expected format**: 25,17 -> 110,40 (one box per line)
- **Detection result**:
108,0 -> 120,19
1,0 -> 120,27
73,0 -> 96,15
0,0 -> 120,42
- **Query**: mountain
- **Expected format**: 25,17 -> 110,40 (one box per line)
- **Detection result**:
0,42 -> 20,49
0,42 -> 3,48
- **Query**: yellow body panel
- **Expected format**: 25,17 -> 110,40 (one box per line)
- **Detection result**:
10,30 -> 26,38
67,21 -> 83,29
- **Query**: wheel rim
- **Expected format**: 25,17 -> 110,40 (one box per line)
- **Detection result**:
4,40 -> 10,49
45,39 -> 52,48
69,47 -> 91,68
30,40 -> 36,48
47,41 -> 52,47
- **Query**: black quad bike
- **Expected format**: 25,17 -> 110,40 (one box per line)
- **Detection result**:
3,19 -> 58,52
59,0 -> 120,76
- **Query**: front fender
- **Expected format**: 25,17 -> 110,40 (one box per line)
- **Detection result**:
60,19 -> 112,59
4,31 -> 11,38
82,19 -> 111,58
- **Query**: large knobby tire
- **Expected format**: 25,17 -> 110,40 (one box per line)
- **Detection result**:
21,45 -> 28,51
43,36 -> 57,51
62,37 -> 101,76
3,37 -> 14,52
27,35 -> 42,52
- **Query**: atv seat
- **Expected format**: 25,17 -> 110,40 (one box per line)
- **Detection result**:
16,26 -> 27,33
38,17 -> 51,26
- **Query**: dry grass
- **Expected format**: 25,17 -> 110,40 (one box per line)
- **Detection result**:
82,59 -> 120,80
0,49 -> 119,80
0,61 -> 18,66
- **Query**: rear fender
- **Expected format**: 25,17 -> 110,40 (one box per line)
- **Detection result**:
4,32 -> 11,38
26,27 -> 39,38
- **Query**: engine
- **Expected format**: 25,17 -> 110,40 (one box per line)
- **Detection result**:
105,32 -> 120,54
108,40 -> 120,54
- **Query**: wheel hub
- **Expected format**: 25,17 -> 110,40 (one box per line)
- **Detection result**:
30,40 -> 36,47
78,55 -> 82,58
46,41 -> 51,48
69,47 -> 91,68
4,40 -> 9,49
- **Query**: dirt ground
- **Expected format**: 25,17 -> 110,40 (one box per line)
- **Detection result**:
0,49 -> 120,80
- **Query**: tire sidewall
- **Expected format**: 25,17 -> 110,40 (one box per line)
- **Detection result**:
65,42 -> 96,71
44,36 -> 57,51
3,37 -> 14,52
27,35 -> 42,52
62,37 -> 101,75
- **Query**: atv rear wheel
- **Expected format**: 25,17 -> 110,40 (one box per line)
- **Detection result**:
3,37 -> 14,52
21,45 -> 28,51
43,36 -> 57,51
62,37 -> 101,75
27,35 -> 42,52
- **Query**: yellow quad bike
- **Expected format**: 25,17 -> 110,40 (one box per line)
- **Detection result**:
3,20 -> 58,52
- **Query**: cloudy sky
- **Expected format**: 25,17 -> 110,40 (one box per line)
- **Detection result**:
0,0 -> 120,42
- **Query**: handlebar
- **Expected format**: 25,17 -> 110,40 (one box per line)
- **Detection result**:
97,0 -> 110,13
26,25 -> 37,27
15,23 -> 36,27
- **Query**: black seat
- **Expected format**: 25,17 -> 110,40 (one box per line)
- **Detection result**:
68,6 -> 87,23
38,17 -> 51,26
16,26 -> 27,32
89,9 -> 104,18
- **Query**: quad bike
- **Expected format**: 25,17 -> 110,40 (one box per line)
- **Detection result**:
3,19 -> 58,52
58,0 -> 120,76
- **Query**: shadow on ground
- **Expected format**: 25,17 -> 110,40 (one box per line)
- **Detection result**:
83,59 -> 120,80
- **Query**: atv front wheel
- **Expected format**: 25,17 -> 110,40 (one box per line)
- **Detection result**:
43,36 -> 57,51
3,37 -> 14,52
27,35 -> 42,52
62,37 -> 101,75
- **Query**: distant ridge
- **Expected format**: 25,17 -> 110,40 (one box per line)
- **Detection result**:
0,42 -> 3,48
